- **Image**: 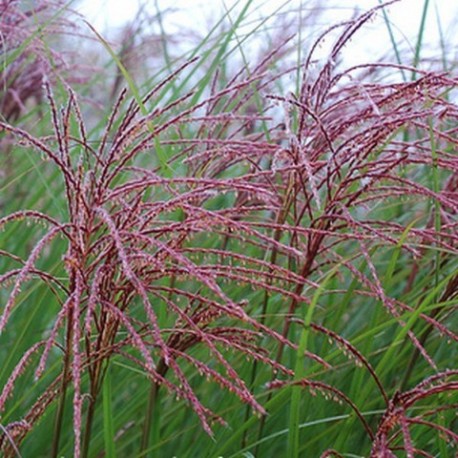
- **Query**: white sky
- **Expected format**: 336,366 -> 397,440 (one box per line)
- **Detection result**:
76,0 -> 458,67
77,1 -> 458,32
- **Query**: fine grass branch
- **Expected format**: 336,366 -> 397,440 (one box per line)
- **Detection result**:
0,2 -> 457,457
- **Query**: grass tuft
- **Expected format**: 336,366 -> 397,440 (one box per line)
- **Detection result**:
1,1 -> 457,457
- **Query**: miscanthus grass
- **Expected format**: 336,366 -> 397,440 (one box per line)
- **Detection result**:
0,1 -> 457,457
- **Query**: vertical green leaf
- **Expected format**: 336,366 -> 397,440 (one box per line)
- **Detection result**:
288,267 -> 338,458
103,363 -> 116,458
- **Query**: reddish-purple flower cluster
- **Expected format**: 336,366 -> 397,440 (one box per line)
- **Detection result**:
0,1 -> 457,456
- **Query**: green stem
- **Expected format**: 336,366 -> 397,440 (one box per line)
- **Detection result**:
51,309 -> 73,458
241,217 -> 285,448
288,268 -> 336,458
139,383 -> 160,457
140,360 -> 166,457
81,397 -> 96,458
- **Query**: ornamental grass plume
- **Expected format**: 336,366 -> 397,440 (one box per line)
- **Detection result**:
0,1 -> 457,457
256,2 -> 458,455
0,0 -> 76,122
0,50 -> 308,457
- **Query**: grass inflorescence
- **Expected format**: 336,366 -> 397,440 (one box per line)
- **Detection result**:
0,1 -> 457,457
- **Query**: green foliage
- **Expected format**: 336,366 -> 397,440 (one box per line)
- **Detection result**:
1,1 -> 457,457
